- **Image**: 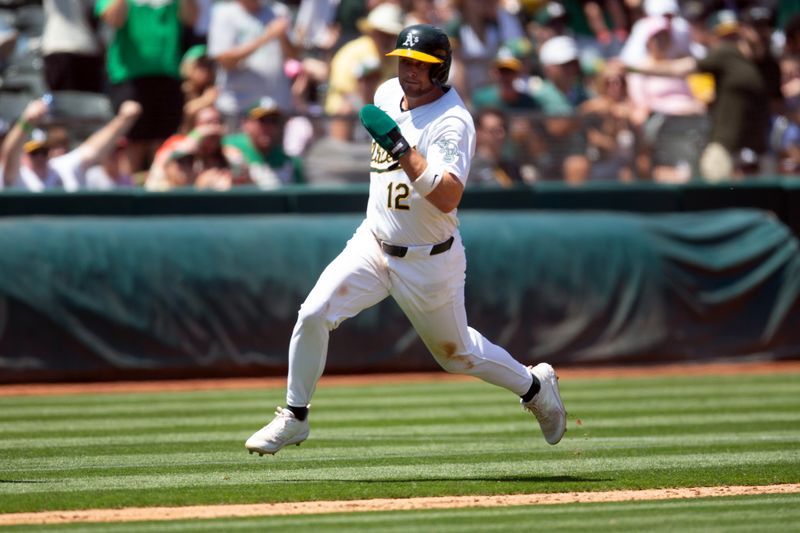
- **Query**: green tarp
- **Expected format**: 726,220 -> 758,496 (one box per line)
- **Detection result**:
0,179 -> 799,240
0,209 -> 798,382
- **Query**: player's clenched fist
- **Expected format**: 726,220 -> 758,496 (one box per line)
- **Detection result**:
359,104 -> 410,160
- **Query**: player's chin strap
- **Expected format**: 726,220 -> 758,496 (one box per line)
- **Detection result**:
411,164 -> 440,197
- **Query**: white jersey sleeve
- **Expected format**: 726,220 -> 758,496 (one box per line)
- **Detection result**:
365,78 -> 475,246
417,114 -> 473,187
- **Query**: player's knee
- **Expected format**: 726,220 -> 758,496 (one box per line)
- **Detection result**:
439,359 -> 477,375
295,303 -> 333,332
433,346 -> 478,375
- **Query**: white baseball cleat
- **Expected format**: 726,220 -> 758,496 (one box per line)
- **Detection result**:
521,363 -> 567,445
245,407 -> 310,456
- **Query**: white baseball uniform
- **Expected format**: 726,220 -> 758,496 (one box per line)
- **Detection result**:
286,78 -> 533,407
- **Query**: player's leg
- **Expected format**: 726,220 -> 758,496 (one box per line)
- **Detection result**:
286,229 -> 390,408
389,233 -> 566,444
246,223 -> 390,455
388,245 -> 531,394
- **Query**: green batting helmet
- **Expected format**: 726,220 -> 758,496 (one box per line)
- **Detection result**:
386,24 -> 452,86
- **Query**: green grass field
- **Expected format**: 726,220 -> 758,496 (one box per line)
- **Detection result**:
2,370 -> 800,531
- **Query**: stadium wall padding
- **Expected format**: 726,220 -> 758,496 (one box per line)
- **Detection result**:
0,209 -> 798,383
0,178 -> 798,237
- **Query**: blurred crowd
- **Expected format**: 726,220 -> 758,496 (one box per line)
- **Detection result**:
1,0 -> 800,191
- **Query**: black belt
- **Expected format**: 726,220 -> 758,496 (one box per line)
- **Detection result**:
379,236 -> 454,258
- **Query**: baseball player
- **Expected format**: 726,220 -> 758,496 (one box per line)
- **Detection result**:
245,25 -> 566,455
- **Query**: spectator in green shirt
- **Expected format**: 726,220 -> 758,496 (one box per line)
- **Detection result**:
472,47 -> 545,182
472,47 -> 542,112
222,97 -> 304,188
97,0 -> 198,173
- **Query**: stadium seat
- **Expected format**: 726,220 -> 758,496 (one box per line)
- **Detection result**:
648,114 -> 710,178
46,91 -> 116,140
0,0 -> 31,8
0,68 -> 44,92
0,91 -> 115,141
0,89 -> 31,122
0,8 -> 14,30
13,3 -> 43,35
48,91 -> 114,121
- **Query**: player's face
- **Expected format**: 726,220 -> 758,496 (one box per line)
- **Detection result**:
398,57 -> 437,99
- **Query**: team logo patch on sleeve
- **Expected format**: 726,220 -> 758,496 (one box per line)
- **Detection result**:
434,139 -> 459,164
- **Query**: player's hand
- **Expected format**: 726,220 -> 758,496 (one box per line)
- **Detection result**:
359,104 -> 410,160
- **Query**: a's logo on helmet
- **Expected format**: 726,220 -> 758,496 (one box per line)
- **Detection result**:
403,33 -> 419,48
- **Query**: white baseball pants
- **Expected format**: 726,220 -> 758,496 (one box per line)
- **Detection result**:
286,220 -> 533,407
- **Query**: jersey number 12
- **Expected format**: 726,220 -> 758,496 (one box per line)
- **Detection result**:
387,182 -> 410,210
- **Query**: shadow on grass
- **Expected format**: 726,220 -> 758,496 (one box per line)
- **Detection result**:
0,479 -> 50,483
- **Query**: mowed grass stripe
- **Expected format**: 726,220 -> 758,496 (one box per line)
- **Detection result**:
3,464 -> 797,517
1,375 -> 798,403
2,493 -> 800,532
2,427 -> 798,454
1,372 -> 797,409
2,444 -> 797,481
3,434 -> 798,473
4,391 -> 799,422
2,418 -> 793,445
4,406 -> 799,434
1,449 -> 796,495
4,430 -> 800,470
1,371 -> 799,513
3,373 -> 798,426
